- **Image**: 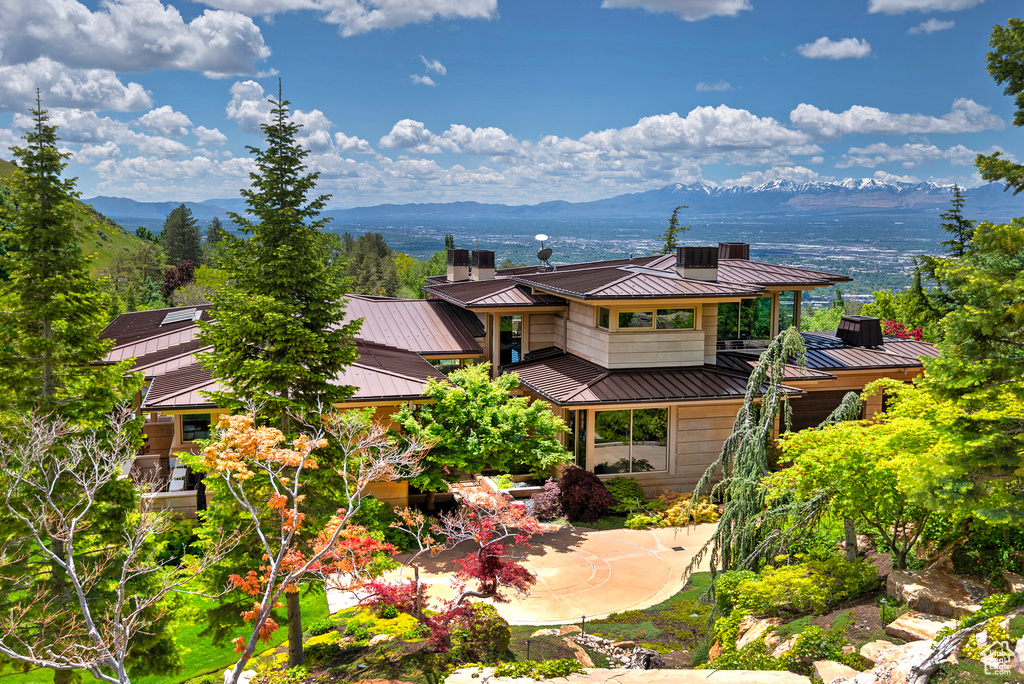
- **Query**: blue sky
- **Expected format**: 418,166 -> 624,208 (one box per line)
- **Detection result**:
0,0 -> 1019,206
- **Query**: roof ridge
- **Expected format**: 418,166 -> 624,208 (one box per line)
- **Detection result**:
133,344 -> 213,372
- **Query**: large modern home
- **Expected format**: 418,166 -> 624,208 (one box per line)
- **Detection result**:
103,241 -> 937,514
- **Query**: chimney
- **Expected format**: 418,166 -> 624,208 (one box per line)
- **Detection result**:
446,248 -> 470,282
675,246 -> 718,281
471,249 -> 495,281
718,242 -> 750,260
836,316 -> 883,347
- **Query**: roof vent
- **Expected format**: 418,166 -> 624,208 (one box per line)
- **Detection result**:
446,248 -> 470,282
675,246 -> 719,282
471,249 -> 495,281
160,308 -> 198,326
719,242 -> 750,260
836,316 -> 883,347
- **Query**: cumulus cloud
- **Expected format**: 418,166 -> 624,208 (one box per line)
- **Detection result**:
908,18 -> 954,33
836,142 -> 977,168
868,0 -> 983,14
600,0 -> 751,21
73,141 -> 122,163
12,108 -> 190,157
791,98 -> 1004,139
335,132 -> 375,154
193,126 -> 228,146
379,119 -> 452,154
136,106 -> 192,137
411,74 -> 436,86
197,0 -> 497,37
442,125 -> 521,156
719,166 -> 825,188
226,80 -> 274,133
0,0 -> 271,78
871,170 -> 920,184
0,58 -> 151,112
797,37 -> 871,60
696,80 -> 733,92
420,56 -> 447,75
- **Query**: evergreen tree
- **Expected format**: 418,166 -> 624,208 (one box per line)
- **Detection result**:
654,205 -> 688,255
939,184 -> 976,258
976,18 -> 1024,193
160,204 -> 202,266
135,225 -> 158,243
346,232 -> 399,296
196,86 -> 362,666
0,184 -> 13,281
205,216 -> 226,244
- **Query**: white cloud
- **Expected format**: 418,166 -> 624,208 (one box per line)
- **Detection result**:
908,18 -> 955,34
836,142 -> 977,168
334,132 -> 374,154
791,98 -> 1005,139
379,119 -> 452,154
0,0 -> 271,78
870,170 -> 920,184
600,0 -> 751,21
73,141 -> 122,163
420,56 -> 447,75
12,108 -> 191,157
136,106 -> 192,137
696,80 -> 733,92
0,58 -> 151,112
868,0 -> 983,14
193,126 -> 229,146
442,124 -> 521,156
719,166 -> 825,188
226,80 -> 274,133
196,0 -> 497,37
797,37 -> 871,60
411,74 -> 437,86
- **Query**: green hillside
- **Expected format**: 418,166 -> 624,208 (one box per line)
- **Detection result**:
0,158 -> 147,274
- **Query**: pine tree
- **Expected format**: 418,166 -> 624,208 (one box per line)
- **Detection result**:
206,216 -> 226,244
196,85 -> 362,667
939,185 -> 976,258
160,204 -> 202,266
654,205 -> 688,255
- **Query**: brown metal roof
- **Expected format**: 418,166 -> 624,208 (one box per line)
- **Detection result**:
715,351 -> 838,381
504,349 -> 801,406
797,332 -> 938,371
424,279 -> 566,308
510,267 -> 764,300
424,255 -> 664,285
643,253 -> 850,287
342,295 -> 484,355
100,305 -> 213,346
104,326 -> 201,364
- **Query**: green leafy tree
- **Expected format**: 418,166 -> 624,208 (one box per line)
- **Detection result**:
655,205 -> 688,254
135,226 -> 158,243
424,233 -> 456,281
394,363 -> 570,505
976,18 -> 1024,193
196,85 -> 362,666
160,204 -> 202,266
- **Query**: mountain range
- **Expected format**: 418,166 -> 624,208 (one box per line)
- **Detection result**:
85,179 -> 1024,230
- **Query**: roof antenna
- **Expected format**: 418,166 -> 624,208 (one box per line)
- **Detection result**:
536,234 -> 556,271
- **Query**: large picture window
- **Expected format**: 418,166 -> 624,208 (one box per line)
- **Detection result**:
564,409 -> 588,469
717,297 -> 773,343
602,307 -> 696,332
181,413 -> 212,442
593,408 -> 668,474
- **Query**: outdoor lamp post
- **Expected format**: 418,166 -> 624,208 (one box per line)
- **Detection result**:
581,615 -> 586,635
879,597 -> 888,626
526,639 -> 531,661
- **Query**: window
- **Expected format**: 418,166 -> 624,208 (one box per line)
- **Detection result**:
778,291 -> 797,330
597,307 -> 610,329
499,315 -> 523,365
430,358 -> 464,374
656,308 -> 695,329
618,311 -> 653,329
565,409 -> 588,469
181,413 -> 211,442
593,408 -> 667,474
717,297 -> 773,344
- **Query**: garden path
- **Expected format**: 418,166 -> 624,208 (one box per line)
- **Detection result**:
326,523 -> 718,625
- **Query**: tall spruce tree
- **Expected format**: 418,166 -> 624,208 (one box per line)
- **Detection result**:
939,185 -> 976,258
160,203 -> 202,266
197,84 -> 361,666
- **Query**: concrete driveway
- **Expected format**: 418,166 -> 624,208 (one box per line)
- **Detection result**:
327,523 -> 718,625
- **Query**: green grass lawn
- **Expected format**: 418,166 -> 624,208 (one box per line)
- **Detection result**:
2,592 -> 329,684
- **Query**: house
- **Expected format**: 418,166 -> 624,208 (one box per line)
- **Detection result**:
423,243 -> 938,496
103,241 -> 937,513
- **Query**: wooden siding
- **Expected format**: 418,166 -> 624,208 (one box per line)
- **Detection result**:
529,313 -> 563,351
702,304 -> 718,364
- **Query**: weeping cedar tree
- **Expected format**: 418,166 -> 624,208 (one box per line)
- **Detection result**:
197,83 -> 361,668
680,328 -> 863,585
0,96 -> 175,684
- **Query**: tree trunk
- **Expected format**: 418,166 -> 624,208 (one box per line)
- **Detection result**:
424,490 -> 435,513
413,565 -> 423,621
287,590 -> 303,668
844,517 -> 858,561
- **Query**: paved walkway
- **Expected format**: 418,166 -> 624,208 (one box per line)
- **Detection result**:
327,523 -> 718,625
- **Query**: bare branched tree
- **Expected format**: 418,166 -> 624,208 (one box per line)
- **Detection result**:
0,412 -> 236,684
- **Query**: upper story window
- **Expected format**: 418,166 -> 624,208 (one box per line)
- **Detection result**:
599,307 -> 696,331
656,309 -> 695,329
598,307 -> 610,329
181,413 -> 212,442
618,311 -> 653,329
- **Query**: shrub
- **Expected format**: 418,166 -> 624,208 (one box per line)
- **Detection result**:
377,603 -> 399,619
605,477 -> 646,514
492,473 -> 515,490
659,492 -> 720,526
558,466 -> 612,523
625,511 -> 662,529
530,478 -> 562,520
715,570 -> 759,612
733,557 -> 878,617
349,495 -> 415,551
448,603 -> 511,664
494,659 -> 584,679
307,618 -> 336,637
787,626 -> 860,673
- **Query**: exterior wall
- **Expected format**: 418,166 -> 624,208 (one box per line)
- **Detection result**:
141,419 -> 174,457
529,313 -> 563,351
363,481 -> 409,507
146,491 -> 199,519
702,304 -> 718,364
565,300 -> 707,369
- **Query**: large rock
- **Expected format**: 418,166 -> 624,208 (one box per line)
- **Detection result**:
1013,636 -> 1024,674
813,660 -> 859,684
831,641 -> 938,684
884,611 -> 957,642
887,569 -> 988,617
736,617 -> 783,650
860,640 -> 897,664
1003,570 -> 1024,593
771,635 -> 798,658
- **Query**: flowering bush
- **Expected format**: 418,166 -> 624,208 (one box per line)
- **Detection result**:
881,320 -> 923,340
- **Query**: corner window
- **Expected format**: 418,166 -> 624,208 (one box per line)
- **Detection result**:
717,297 -> 773,345
181,413 -> 211,442
593,408 -> 667,474
597,307 -> 610,329
618,311 -> 653,329
656,308 -> 695,329
565,409 -> 588,469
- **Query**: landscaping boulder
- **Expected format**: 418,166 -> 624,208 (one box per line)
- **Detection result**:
771,634 -> 798,658
736,617 -> 783,650
832,640 -> 939,684
531,627 -> 561,637
628,647 -> 665,670
884,611 -> 957,642
813,660 -> 859,684
1003,570 -> 1024,594
859,640 -> 897,664
1013,636 -> 1024,674
560,624 -> 582,636
887,569 -> 987,617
